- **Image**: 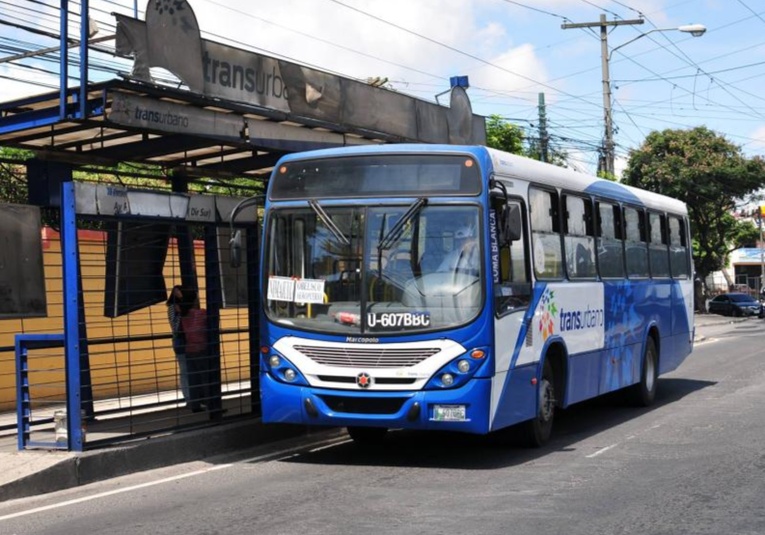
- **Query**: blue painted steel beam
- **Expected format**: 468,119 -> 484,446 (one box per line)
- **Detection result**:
15,334 -> 65,450
60,0 -> 68,119
61,182 -> 86,451
0,96 -> 105,136
246,226 -> 261,415
80,0 -> 89,119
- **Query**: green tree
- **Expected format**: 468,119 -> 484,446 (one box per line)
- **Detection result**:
525,137 -> 569,168
1,146 -> 264,201
0,147 -> 32,204
623,126 -> 765,296
485,114 -> 569,167
485,114 -> 525,155
596,169 -> 618,182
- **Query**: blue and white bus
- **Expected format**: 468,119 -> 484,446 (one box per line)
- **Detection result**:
255,144 -> 694,446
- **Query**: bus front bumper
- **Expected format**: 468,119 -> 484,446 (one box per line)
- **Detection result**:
260,372 -> 491,434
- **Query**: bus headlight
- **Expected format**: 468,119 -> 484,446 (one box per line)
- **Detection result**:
264,353 -> 307,386
425,348 -> 488,390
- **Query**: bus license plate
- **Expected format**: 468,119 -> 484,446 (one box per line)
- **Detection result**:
433,405 -> 466,422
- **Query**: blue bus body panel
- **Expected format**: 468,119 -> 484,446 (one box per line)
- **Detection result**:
489,277 -> 693,430
484,363 -> 538,430
567,351 -> 602,405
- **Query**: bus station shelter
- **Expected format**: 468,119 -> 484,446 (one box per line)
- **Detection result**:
0,0 -> 485,451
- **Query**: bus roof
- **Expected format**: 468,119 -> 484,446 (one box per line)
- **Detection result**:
274,144 -> 687,215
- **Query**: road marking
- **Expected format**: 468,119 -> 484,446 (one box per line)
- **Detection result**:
0,466 -> 230,522
0,435 -> 346,522
586,443 -> 618,458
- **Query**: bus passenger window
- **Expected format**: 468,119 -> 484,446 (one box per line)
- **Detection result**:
563,195 -> 596,279
648,212 -> 670,278
530,188 -> 563,279
596,202 -> 624,278
669,216 -> 690,278
624,206 -> 648,278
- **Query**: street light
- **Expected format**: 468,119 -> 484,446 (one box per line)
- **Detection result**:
609,24 -> 707,60
562,16 -> 706,177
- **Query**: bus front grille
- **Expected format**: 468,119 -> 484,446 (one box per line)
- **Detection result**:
293,345 -> 440,368
317,375 -> 417,385
319,395 -> 407,414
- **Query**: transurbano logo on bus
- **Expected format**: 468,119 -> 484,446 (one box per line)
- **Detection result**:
537,284 -> 605,352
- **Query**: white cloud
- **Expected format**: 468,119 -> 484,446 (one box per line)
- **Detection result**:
0,65 -> 58,101
187,0 -> 535,97
746,125 -> 765,155
468,43 -> 550,99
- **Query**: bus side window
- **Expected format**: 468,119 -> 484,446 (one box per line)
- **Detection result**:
624,206 -> 649,278
530,187 -> 563,279
493,198 -> 530,313
596,201 -> 624,278
649,212 -> 670,277
563,195 -> 596,279
669,216 -> 690,278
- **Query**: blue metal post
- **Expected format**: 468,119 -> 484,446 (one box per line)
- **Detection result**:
79,0 -> 89,119
15,339 -> 28,451
246,225 -> 261,415
59,0 -> 69,119
61,182 -> 84,451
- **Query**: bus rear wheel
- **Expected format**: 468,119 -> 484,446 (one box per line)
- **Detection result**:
627,337 -> 658,407
347,426 -> 388,446
523,359 -> 555,447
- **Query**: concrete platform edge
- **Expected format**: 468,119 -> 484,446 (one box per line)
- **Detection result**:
0,419 -> 322,503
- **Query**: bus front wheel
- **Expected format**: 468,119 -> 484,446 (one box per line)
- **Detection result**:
523,358 -> 555,447
347,426 -> 388,446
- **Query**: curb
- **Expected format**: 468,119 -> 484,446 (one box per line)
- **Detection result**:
0,419 -> 332,503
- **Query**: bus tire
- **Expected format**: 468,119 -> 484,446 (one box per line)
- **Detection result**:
347,426 -> 388,446
523,358 -> 555,447
628,337 -> 658,407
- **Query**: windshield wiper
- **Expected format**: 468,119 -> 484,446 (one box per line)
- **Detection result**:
309,199 -> 350,246
378,197 -> 427,251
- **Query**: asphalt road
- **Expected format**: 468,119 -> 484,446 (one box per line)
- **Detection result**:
1,318 -> 764,535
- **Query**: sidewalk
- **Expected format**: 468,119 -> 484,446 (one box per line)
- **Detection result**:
0,315 -> 741,503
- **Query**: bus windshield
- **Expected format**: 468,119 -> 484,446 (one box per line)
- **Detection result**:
264,203 -> 484,335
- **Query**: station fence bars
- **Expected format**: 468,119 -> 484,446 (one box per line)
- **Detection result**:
3,201 -> 257,450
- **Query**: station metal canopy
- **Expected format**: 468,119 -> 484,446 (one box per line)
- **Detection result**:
0,0 -> 485,182
0,78 -> 393,180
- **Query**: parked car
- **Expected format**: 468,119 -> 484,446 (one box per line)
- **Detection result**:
707,292 -> 762,317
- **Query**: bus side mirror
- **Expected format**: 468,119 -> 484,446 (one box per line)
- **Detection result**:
230,229 -> 242,268
505,203 -> 522,242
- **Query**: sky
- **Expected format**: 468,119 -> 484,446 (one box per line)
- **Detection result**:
1,0 -> 764,176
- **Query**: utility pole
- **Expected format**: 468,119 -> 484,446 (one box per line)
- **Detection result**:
561,15 -> 644,177
760,206 -> 765,295
538,92 -> 549,163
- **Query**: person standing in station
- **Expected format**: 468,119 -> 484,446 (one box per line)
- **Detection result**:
166,285 -> 190,406
178,288 -> 210,413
